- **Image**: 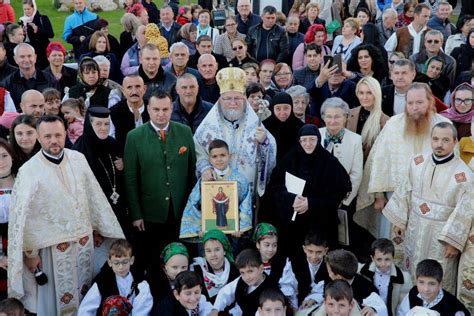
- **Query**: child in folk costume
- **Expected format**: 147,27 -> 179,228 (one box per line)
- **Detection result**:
287,230 -> 331,311
211,248 -> 274,316
170,271 -> 213,315
190,229 -> 240,303
358,239 -> 412,316
312,280 -> 363,316
179,139 -> 253,240
252,223 -> 296,306
147,242 -> 189,315
257,287 -> 288,316
78,239 -> 153,315
397,259 -> 470,316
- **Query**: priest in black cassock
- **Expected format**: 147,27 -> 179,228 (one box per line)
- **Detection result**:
73,107 -> 128,233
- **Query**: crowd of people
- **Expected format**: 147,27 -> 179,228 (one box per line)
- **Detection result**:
0,0 -> 473,315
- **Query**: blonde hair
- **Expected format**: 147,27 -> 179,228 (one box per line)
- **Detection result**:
356,77 -> 383,148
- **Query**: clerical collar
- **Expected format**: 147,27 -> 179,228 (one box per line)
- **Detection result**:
214,166 -> 230,178
432,152 -> 455,165
42,150 -> 64,165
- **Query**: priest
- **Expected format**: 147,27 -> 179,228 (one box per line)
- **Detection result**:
383,122 -> 473,293
8,115 -> 124,315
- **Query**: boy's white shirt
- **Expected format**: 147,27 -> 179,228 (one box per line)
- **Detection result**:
361,292 -> 388,316
77,273 -> 153,316
397,291 -> 466,316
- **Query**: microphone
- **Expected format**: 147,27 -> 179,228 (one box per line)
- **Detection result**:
34,267 -> 48,286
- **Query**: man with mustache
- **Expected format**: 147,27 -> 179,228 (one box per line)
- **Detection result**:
355,83 -> 451,257
110,75 -> 149,154
194,67 -> 276,200
383,121 -> 473,295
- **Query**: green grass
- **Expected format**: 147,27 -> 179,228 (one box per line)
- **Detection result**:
11,0 -> 192,46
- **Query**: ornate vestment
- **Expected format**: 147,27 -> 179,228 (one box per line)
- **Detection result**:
194,102 -> 277,197
382,152 -> 473,293
355,113 -> 450,237
179,168 -> 252,239
8,150 -> 124,315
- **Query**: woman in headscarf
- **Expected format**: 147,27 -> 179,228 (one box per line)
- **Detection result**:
64,58 -> 120,108
414,56 -> 450,101
263,92 -> 304,162
440,83 -> 473,139
269,124 -> 351,253
20,0 -> 53,69
72,107 -> 127,230
190,230 -> 239,304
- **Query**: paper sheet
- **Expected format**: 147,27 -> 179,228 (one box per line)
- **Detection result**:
285,172 -> 306,221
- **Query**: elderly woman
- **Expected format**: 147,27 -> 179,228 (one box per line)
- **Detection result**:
65,58 -> 120,109
178,23 -> 198,56
79,31 -> 122,83
93,55 -> 123,101
293,24 -> 331,70
269,63 -> 294,97
440,83 -> 473,139
269,124 -> 351,252
319,97 -> 363,208
287,85 -> 321,126
263,92 -> 304,162
73,107 -> 127,229
331,18 -> 362,62
445,15 -> 474,56
214,16 -> 245,61
119,13 -> 142,53
346,44 -> 389,83
20,0 -> 54,69
229,38 -> 257,67
43,42 -> 78,96
299,2 -> 326,35
347,77 -> 389,161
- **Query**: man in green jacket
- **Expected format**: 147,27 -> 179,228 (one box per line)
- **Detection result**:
124,90 -> 196,268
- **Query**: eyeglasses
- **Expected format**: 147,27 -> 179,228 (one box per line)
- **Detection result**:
426,39 -> 440,44
226,23 -> 237,27
232,46 -> 244,51
454,98 -> 473,105
110,259 -> 132,266
221,96 -> 246,103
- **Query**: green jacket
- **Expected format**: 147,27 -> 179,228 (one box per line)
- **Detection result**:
124,121 -> 196,223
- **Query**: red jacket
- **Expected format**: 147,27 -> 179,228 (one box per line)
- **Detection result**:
176,15 -> 191,26
0,4 -> 15,24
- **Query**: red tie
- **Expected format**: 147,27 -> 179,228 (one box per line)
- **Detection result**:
160,129 -> 166,142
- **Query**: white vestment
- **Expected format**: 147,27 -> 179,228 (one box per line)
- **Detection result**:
8,150 -> 124,315
355,113 -> 450,237
382,152 -> 473,293
194,102 -> 277,197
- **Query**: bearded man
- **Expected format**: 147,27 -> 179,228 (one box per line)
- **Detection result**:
355,83 -> 451,251
194,67 -> 276,200
382,122 -> 473,293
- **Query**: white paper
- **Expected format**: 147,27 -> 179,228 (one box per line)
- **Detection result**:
286,172 -> 306,221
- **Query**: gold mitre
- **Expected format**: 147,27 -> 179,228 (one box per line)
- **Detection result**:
216,67 -> 246,94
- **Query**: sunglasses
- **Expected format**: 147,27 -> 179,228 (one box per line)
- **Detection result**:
426,39 -> 440,44
232,46 -> 244,51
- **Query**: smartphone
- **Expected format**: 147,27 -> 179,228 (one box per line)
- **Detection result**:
333,54 -> 343,74
323,55 -> 334,67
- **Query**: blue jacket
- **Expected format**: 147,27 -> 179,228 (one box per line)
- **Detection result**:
62,9 -> 97,41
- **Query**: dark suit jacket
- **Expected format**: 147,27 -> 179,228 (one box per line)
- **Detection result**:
382,84 -> 396,117
124,121 -> 196,223
110,100 -> 150,155
308,80 -> 357,120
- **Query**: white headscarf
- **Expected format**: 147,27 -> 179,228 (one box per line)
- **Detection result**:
19,0 -> 37,26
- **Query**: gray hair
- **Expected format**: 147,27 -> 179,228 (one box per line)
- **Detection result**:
93,55 -> 110,68
425,30 -> 444,43
169,42 -> 190,55
14,43 -> 35,56
382,8 -> 397,19
286,85 -> 309,102
320,97 -> 350,117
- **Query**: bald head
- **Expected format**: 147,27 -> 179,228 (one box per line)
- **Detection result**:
198,54 -> 218,81
20,90 -> 45,119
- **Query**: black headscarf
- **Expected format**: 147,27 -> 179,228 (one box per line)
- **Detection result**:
268,124 -> 351,247
263,92 -> 304,161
